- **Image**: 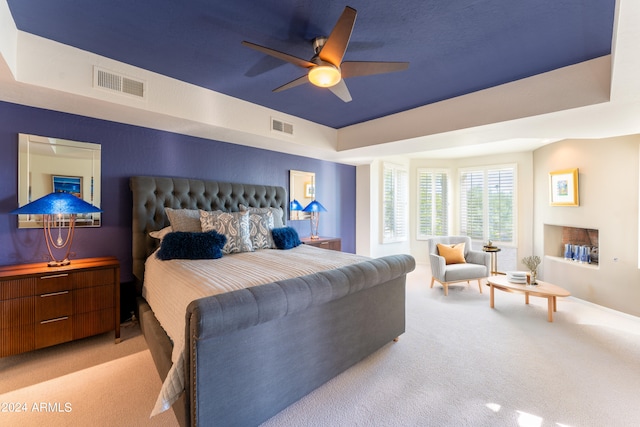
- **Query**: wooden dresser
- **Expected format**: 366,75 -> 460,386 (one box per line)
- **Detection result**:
300,236 -> 341,251
0,257 -> 120,357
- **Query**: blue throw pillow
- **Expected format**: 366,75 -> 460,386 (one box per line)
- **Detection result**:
271,227 -> 302,250
156,231 -> 227,260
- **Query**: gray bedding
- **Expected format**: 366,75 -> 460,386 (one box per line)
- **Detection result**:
130,175 -> 415,427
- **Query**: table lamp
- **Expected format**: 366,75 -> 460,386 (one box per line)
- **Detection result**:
11,192 -> 102,267
302,200 -> 327,239
290,199 -> 303,220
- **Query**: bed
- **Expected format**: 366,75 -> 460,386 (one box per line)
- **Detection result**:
130,175 -> 416,427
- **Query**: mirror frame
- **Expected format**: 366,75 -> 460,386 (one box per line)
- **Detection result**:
289,170 -> 315,220
18,133 -> 102,228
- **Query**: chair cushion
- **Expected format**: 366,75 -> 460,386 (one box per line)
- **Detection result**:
437,243 -> 467,265
444,263 -> 487,282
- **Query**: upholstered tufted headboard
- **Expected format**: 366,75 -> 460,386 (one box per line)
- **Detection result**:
130,176 -> 287,289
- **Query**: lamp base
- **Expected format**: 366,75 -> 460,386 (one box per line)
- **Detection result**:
309,235 -> 320,240
48,258 -> 71,267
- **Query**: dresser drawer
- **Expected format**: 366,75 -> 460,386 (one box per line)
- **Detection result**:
72,269 -> 116,289
1,277 -> 37,300
35,316 -> 72,349
0,297 -> 35,328
74,285 -> 114,314
36,272 -> 72,294
300,237 -> 342,251
1,325 -> 34,357
36,290 -> 72,322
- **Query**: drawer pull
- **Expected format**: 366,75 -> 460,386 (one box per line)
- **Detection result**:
320,242 -> 329,245
40,316 -> 69,324
41,273 -> 69,279
41,290 -> 70,298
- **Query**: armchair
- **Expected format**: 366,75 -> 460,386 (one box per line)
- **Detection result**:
427,236 -> 491,296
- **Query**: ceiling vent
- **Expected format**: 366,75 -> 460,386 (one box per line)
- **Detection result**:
93,67 -> 145,99
271,118 -> 294,136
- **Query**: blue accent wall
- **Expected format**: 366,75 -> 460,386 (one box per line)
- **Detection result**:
0,101 -> 356,282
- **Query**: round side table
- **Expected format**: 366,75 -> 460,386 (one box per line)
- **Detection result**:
483,245 -> 501,275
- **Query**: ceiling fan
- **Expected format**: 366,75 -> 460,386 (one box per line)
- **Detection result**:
241,6 -> 409,102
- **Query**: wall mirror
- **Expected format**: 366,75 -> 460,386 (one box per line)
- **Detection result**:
17,133 -> 102,228
289,170 -> 315,220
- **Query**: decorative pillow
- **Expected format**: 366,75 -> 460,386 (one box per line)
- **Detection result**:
437,243 -> 467,265
165,208 -> 202,232
149,226 -> 172,241
271,227 -> 302,250
200,210 -> 253,254
240,204 -> 284,228
247,210 -> 275,249
156,231 -> 227,260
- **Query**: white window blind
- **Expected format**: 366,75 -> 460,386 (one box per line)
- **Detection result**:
487,168 -> 514,242
382,162 -> 408,243
417,169 -> 449,239
460,170 -> 485,240
460,165 -> 516,245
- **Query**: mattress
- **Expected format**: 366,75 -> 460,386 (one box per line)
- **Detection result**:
143,244 -> 369,415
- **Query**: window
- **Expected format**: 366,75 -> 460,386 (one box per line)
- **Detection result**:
382,162 -> 408,243
417,169 -> 450,239
459,165 -> 516,245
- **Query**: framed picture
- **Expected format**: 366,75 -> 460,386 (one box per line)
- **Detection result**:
549,168 -> 579,206
52,175 -> 82,198
304,182 -> 315,198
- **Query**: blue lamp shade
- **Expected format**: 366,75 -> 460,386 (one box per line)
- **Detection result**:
302,200 -> 327,239
302,200 -> 327,213
290,199 -> 304,211
10,192 -> 101,267
11,192 -> 102,215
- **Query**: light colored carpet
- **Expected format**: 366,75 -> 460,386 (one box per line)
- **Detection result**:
2,264 -> 639,426
262,264 -> 640,427
0,321 -> 178,426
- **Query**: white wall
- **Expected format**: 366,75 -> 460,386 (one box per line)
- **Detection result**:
534,136 -> 640,317
356,157 -> 412,258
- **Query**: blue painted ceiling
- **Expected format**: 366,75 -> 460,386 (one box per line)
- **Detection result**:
7,0 -> 615,129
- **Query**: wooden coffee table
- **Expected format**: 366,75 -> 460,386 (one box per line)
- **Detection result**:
486,275 -> 571,322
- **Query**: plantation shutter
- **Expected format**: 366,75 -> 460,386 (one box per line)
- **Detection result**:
459,165 -> 516,244
382,162 -> 408,243
487,168 -> 514,242
460,170 -> 484,240
417,169 -> 449,239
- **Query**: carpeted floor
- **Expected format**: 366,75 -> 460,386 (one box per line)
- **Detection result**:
2,263 -> 639,426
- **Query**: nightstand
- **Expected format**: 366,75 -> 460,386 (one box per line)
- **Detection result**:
300,237 -> 341,251
0,257 -> 120,357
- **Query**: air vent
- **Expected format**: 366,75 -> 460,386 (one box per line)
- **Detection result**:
93,67 -> 145,99
271,118 -> 294,135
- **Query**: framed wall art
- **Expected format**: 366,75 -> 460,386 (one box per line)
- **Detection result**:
52,175 -> 82,198
549,168 -> 579,206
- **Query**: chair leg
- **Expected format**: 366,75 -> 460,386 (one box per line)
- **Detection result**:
477,279 -> 483,294
443,283 -> 448,296
430,277 -> 435,288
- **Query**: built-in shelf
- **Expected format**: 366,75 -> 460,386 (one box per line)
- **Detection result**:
544,224 -> 599,265
545,255 -> 600,270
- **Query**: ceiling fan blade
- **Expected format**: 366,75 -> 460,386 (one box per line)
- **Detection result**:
341,61 -> 410,78
273,75 -> 309,93
242,41 -> 315,69
328,79 -> 352,103
319,6 -> 357,67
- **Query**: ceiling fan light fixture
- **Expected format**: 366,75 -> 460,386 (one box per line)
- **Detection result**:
308,65 -> 341,88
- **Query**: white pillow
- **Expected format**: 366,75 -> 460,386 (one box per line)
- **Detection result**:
149,226 -> 173,241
